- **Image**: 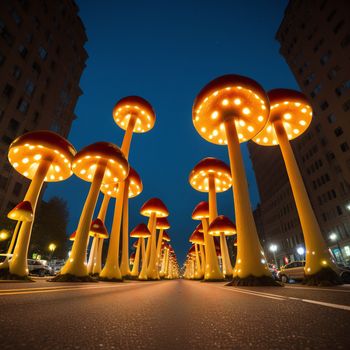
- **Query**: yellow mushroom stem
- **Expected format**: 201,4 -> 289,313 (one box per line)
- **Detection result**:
120,178 -> 131,277
121,114 -> 136,158
87,236 -> 98,274
4,221 -> 21,263
131,239 -> 141,277
156,228 -> 164,268
92,194 -> 110,275
160,247 -> 168,278
274,119 -> 336,275
199,244 -> 206,275
8,159 -> 51,276
61,163 -> 106,277
224,118 -> 270,279
220,232 -> 233,277
146,212 -> 159,279
194,244 -> 203,279
164,248 -> 170,277
138,237 -> 148,280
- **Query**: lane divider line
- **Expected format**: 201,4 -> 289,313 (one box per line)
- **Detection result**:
284,286 -> 350,293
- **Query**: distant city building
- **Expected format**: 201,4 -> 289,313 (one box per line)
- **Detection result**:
250,0 -> 350,266
0,0 -> 87,214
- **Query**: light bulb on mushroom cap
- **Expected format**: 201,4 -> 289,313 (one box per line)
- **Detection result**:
113,96 -> 156,134
208,215 -> 237,236
72,142 -> 129,184
8,130 -> 76,182
192,74 -> 270,145
252,89 -> 312,146
191,201 -> 209,220
189,157 -> 232,193
7,201 -> 33,222
140,198 -> 169,218
89,218 -> 109,239
129,223 -> 151,238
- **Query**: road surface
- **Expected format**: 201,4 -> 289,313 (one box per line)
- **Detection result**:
0,279 -> 349,349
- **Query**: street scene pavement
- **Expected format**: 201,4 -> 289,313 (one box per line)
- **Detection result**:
1,279 -> 349,349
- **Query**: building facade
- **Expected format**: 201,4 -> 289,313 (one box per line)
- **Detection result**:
250,0 -> 350,266
0,0 -> 87,215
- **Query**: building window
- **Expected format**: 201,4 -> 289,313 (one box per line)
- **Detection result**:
32,61 -> 41,76
40,94 -> 46,106
12,182 -> 22,196
2,84 -> 14,99
33,111 -> 40,124
320,101 -> 329,110
38,46 -> 48,60
334,127 -> 343,137
1,135 -> 12,145
310,84 -> 322,98
12,65 -> 22,79
327,114 -> 336,124
327,65 -> 340,80
337,206 -> 343,216
327,9 -> 337,22
343,99 -> 350,112
24,80 -> 36,96
50,120 -> 61,133
304,73 -> 315,86
8,118 -> 19,133
335,80 -> 350,96
17,98 -> 29,113
340,142 -> 349,152
11,9 -> 22,25
18,45 -> 28,58
0,19 -> 15,46
0,175 -> 9,190
0,50 -> 6,65
326,152 -> 335,161
320,50 -> 332,65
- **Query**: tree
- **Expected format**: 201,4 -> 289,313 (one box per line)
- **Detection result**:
29,197 -> 69,259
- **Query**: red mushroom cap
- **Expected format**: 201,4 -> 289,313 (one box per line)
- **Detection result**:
140,198 -> 169,218
130,223 -> 151,238
189,229 -> 204,245
192,201 -> 209,220
89,218 -> 109,239
162,231 -> 171,242
208,215 -> 236,236
69,231 -> 76,241
7,201 -> 33,222
156,217 -> 170,230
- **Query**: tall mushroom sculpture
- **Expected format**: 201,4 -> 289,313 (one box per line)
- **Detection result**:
140,198 -> 169,280
101,96 -> 155,281
155,217 -> 170,268
192,74 -> 273,285
130,239 -> 141,278
208,215 -> 236,278
87,219 -> 109,275
3,201 -> 33,263
59,142 -> 129,280
189,158 -> 232,280
0,131 -> 76,278
252,89 -> 339,284
189,228 -> 204,279
129,223 -> 151,280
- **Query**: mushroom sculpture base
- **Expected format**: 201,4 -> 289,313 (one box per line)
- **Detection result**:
302,267 -> 342,286
50,273 -> 95,283
0,268 -> 33,281
227,275 -> 280,287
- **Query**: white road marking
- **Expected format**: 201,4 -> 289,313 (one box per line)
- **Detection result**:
216,286 -> 350,312
284,285 -> 350,293
0,282 -> 154,296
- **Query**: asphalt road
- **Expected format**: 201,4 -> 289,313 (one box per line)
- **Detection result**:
0,279 -> 350,349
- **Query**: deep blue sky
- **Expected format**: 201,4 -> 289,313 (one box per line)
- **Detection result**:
45,0 -> 298,263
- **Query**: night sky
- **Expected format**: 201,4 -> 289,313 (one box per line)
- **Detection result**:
44,0 -> 298,263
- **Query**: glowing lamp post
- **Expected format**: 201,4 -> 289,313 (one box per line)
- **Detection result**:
59,142 -> 129,280
140,198 -> 169,280
253,89 -> 338,284
129,223 -> 151,280
193,75 -> 272,285
269,244 -> 278,267
1,131 -> 76,278
189,158 -> 232,280
208,215 -> 236,278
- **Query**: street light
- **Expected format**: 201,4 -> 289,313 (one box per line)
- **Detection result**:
329,233 -> 345,264
296,246 -> 305,260
269,244 -> 278,267
48,243 -> 56,260
0,230 -> 9,241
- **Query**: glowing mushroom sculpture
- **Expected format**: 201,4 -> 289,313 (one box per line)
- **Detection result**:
155,217 -> 170,268
253,89 -> 339,284
3,201 -> 33,263
129,223 -> 151,280
87,219 -> 109,275
189,158 -> 232,280
130,239 -> 141,278
189,228 -> 204,279
193,75 -> 273,285
208,215 -> 236,278
59,142 -> 129,280
140,198 -> 169,280
101,97 -> 155,281
0,131 -> 76,278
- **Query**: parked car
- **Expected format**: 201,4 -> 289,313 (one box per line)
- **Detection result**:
278,261 -> 305,283
268,263 -> 279,280
27,259 -> 52,276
